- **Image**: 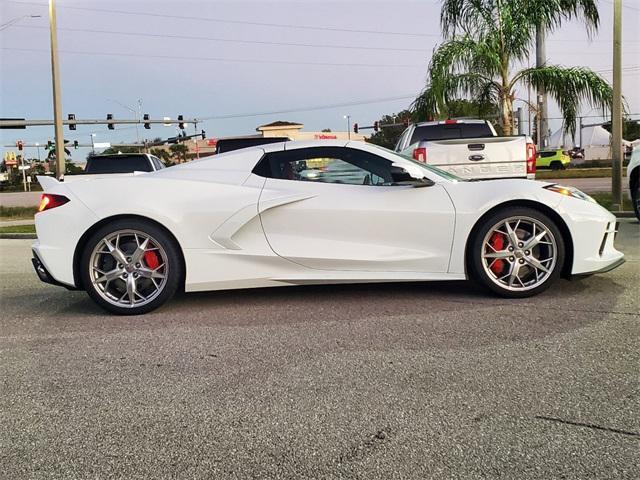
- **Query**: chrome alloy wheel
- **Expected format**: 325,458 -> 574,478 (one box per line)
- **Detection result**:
88,229 -> 169,308
481,216 -> 558,292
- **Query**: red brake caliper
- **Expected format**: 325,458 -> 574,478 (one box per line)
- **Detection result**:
143,250 -> 161,270
489,233 -> 505,275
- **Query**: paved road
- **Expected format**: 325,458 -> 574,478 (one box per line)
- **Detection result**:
0,191 -> 41,207
1,221 -> 639,479
542,176 -> 630,194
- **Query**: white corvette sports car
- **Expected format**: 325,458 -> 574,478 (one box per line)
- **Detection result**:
33,141 -> 624,315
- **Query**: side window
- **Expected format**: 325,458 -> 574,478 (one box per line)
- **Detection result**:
254,147 -> 395,186
395,128 -> 410,151
150,156 -> 165,170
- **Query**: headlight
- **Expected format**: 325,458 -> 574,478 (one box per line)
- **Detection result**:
544,184 -> 596,203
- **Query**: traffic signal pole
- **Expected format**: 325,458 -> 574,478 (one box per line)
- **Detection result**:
48,0 -> 65,180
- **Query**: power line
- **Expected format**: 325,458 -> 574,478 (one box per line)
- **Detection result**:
5,1 -> 442,38
601,0 -> 640,13
196,95 -> 417,121
10,25 -> 432,53
0,46 -> 425,68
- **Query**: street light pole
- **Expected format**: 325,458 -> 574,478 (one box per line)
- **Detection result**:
344,115 -> 351,140
48,0 -> 65,180
90,133 -> 96,154
611,0 -> 623,211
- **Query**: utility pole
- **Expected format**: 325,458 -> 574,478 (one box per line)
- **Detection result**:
537,94 -> 543,149
611,0 -> 623,211
48,0 -> 65,180
20,150 -> 27,192
536,26 -> 548,150
344,115 -> 351,140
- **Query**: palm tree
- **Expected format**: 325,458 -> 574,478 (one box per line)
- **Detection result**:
414,0 -> 611,136
169,143 -> 189,163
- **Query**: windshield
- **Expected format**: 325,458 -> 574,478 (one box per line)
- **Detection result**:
370,144 -> 465,182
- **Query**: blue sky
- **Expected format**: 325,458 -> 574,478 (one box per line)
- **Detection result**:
1,0 -> 639,160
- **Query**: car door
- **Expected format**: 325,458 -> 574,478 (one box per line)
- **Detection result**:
255,145 -> 456,273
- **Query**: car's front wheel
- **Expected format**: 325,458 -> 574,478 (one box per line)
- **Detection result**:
80,219 -> 183,315
469,208 -> 565,298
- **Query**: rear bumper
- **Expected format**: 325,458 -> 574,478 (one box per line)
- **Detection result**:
31,248 -> 79,290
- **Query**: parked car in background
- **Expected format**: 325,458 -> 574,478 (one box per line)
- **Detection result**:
628,147 -> 640,220
215,137 -> 290,154
536,149 -> 571,170
84,153 -> 165,174
62,153 -> 165,183
394,119 -> 536,180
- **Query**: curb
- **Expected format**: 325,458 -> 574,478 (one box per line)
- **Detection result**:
0,233 -> 37,240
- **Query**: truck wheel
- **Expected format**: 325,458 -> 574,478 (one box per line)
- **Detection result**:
80,219 -> 183,315
469,208 -> 565,298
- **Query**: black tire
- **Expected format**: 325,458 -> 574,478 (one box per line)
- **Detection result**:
632,182 -> 640,222
550,161 -> 562,171
80,219 -> 183,315
469,207 -> 565,298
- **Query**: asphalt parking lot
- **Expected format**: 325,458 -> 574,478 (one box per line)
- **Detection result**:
1,220 -> 639,479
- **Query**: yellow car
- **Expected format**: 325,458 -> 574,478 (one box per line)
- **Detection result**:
536,149 -> 571,170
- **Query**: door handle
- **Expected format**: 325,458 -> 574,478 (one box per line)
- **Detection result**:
468,143 -> 485,151
469,154 -> 485,161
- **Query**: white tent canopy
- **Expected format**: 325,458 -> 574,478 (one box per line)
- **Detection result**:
549,125 -> 631,162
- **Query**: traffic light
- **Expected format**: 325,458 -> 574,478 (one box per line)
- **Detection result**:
47,140 -> 53,150
68,113 -> 76,130
178,115 -> 184,130
107,113 -> 114,130
16,140 -> 23,151
201,129 -> 206,140
143,114 -> 150,129
373,121 -> 379,132
73,140 -> 79,149
353,123 -> 359,134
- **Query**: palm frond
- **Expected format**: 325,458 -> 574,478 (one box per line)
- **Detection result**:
517,65 -> 613,136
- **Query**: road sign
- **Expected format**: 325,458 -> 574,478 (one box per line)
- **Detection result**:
18,165 -> 30,170
93,142 -> 111,148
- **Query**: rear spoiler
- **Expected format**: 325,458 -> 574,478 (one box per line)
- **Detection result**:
36,175 -> 60,191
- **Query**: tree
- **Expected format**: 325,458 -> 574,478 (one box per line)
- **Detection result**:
602,117 -> 640,142
97,145 -> 143,156
169,143 -> 189,163
414,0 -> 611,136
366,109 -> 415,149
150,148 -> 172,164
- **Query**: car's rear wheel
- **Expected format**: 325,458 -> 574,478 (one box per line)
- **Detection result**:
80,219 -> 182,315
632,183 -> 640,221
470,208 -> 565,298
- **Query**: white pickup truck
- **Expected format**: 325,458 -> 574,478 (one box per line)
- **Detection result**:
394,119 -> 536,180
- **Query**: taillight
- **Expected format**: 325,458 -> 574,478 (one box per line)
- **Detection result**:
38,194 -> 70,213
413,147 -> 427,163
526,143 -> 536,175
444,119 -> 458,124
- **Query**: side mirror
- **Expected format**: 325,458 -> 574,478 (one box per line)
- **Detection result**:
390,166 -> 434,188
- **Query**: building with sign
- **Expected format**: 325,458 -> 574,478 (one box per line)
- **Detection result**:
161,121 -> 366,160
256,121 -> 366,142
